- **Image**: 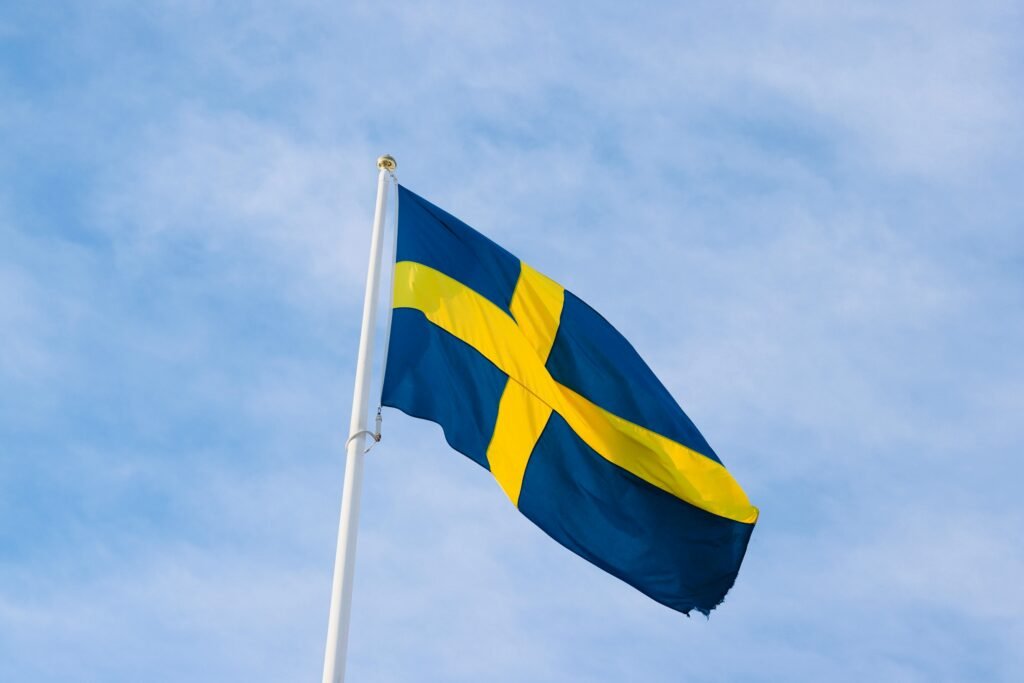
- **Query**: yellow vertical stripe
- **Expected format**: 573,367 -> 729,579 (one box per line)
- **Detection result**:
508,262 -> 564,363
484,262 -> 566,505
486,381 -> 553,505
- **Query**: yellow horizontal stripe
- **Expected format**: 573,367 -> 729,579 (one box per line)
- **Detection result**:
393,260 -> 759,524
559,384 -> 758,523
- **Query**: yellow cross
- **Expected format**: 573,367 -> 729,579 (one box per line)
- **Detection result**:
392,260 -> 759,524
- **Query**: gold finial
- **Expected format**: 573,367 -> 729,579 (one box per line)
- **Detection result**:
377,155 -> 397,172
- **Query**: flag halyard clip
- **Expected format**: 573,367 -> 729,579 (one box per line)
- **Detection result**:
345,407 -> 382,454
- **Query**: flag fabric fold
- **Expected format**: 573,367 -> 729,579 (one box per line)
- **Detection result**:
382,185 -> 758,615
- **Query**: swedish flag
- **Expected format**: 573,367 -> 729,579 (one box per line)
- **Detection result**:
382,186 -> 758,615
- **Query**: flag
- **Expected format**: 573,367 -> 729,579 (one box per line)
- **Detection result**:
381,186 -> 758,615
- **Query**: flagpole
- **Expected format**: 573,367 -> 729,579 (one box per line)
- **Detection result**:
322,154 -> 397,683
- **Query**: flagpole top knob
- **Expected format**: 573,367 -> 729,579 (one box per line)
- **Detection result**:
377,155 -> 397,172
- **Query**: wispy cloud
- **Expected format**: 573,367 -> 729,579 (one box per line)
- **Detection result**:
2,1 -> 1022,681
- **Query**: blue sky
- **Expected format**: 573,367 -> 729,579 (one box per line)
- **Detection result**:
2,1 -> 1023,681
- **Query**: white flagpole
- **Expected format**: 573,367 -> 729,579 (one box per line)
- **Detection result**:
322,155 -> 397,683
